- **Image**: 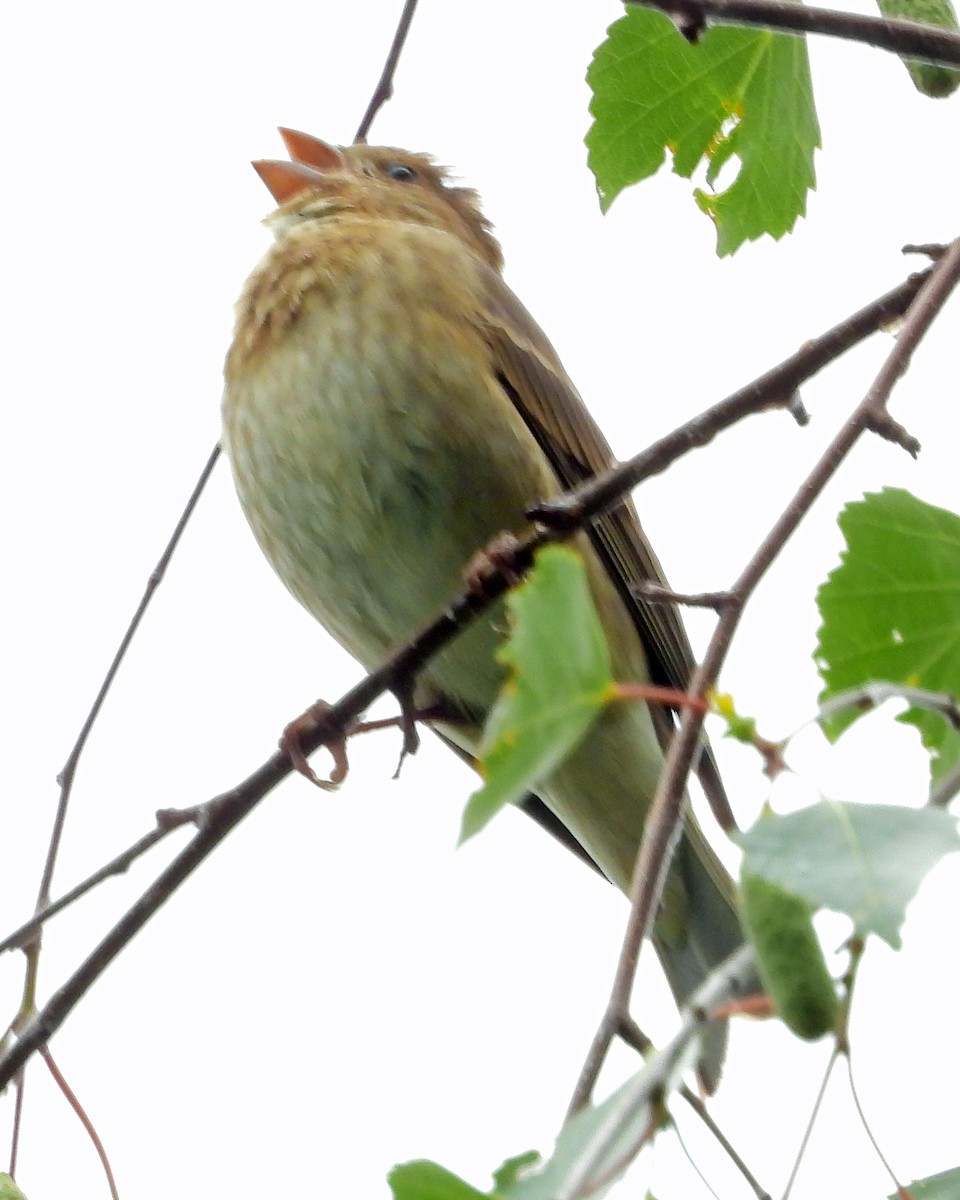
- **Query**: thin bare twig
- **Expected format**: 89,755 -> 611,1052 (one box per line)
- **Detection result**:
8,1073 -> 23,1175
46,444 -> 221,911
0,263 -> 933,1091
781,1048 -> 841,1200
36,0 -> 425,944
0,824 -> 184,958
36,0 -> 425,945
40,1047 -> 119,1200
565,238 -> 960,1119
629,0 -> 960,68
353,0 -> 422,142
6,0 -> 431,1149
8,445 -> 222,1144
844,1052 -> 907,1194
0,775 -> 264,1088
679,1089 -> 772,1200
630,581 -> 736,611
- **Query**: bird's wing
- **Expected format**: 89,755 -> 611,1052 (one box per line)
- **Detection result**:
475,263 -> 729,810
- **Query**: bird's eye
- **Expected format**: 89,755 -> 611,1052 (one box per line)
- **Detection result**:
384,163 -> 417,183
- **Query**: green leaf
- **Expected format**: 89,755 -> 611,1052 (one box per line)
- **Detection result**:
738,801 -> 960,947
816,489 -> 960,779
388,1161 -> 490,1200
460,546 -> 614,844
894,1166 -> 960,1198
873,0 -> 960,96
491,1153 -> 541,1193
586,8 -> 820,255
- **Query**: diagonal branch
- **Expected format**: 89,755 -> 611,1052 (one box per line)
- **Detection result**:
0,261 -> 935,1090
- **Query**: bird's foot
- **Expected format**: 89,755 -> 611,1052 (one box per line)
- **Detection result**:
280,700 -> 349,790
463,531 -> 523,592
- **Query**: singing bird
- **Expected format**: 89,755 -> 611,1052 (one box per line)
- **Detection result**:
222,131 -> 747,1088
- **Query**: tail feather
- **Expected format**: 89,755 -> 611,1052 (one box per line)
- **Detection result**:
653,823 -> 757,1092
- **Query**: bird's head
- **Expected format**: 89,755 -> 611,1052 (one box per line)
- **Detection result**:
253,130 -> 504,271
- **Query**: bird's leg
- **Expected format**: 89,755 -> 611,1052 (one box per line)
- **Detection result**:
389,674 -> 422,764
281,690 -> 460,788
280,700 -> 348,791
463,531 -> 523,592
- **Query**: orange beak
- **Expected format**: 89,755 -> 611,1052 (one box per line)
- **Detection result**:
252,159 -> 332,204
278,128 -> 344,171
253,129 -> 347,203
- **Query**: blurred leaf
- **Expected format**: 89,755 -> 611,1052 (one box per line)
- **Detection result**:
895,1166 -> 960,1198
586,7 -> 819,254
389,1161 -> 489,1200
460,547 -> 614,843
492,1153 -> 541,1192
739,801 -> 960,947
816,489 -> 960,780
873,0 -> 960,96
503,1070 -> 668,1200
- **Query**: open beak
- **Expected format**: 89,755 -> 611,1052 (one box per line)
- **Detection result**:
252,159 -> 331,204
253,130 -> 347,203
278,128 -> 344,171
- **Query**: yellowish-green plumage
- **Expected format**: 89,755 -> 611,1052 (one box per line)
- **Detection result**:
222,142 -> 749,1088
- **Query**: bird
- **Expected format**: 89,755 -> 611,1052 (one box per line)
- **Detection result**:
221,129 -> 748,1090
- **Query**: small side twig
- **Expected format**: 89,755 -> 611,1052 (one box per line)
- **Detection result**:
630,581 -> 736,611
679,1088 -> 772,1200
0,824 -> 181,958
781,1048 -> 842,1200
40,1046 -> 119,1200
903,243 -> 948,261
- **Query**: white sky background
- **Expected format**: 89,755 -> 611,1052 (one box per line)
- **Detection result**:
2,1 -> 958,1197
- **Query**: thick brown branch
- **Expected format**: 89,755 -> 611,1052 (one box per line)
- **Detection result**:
629,0 -> 960,68
531,266 -> 931,532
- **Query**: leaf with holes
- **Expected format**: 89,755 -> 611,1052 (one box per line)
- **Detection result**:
816,488 -> 960,783
738,801 -> 960,948
586,8 -> 820,254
